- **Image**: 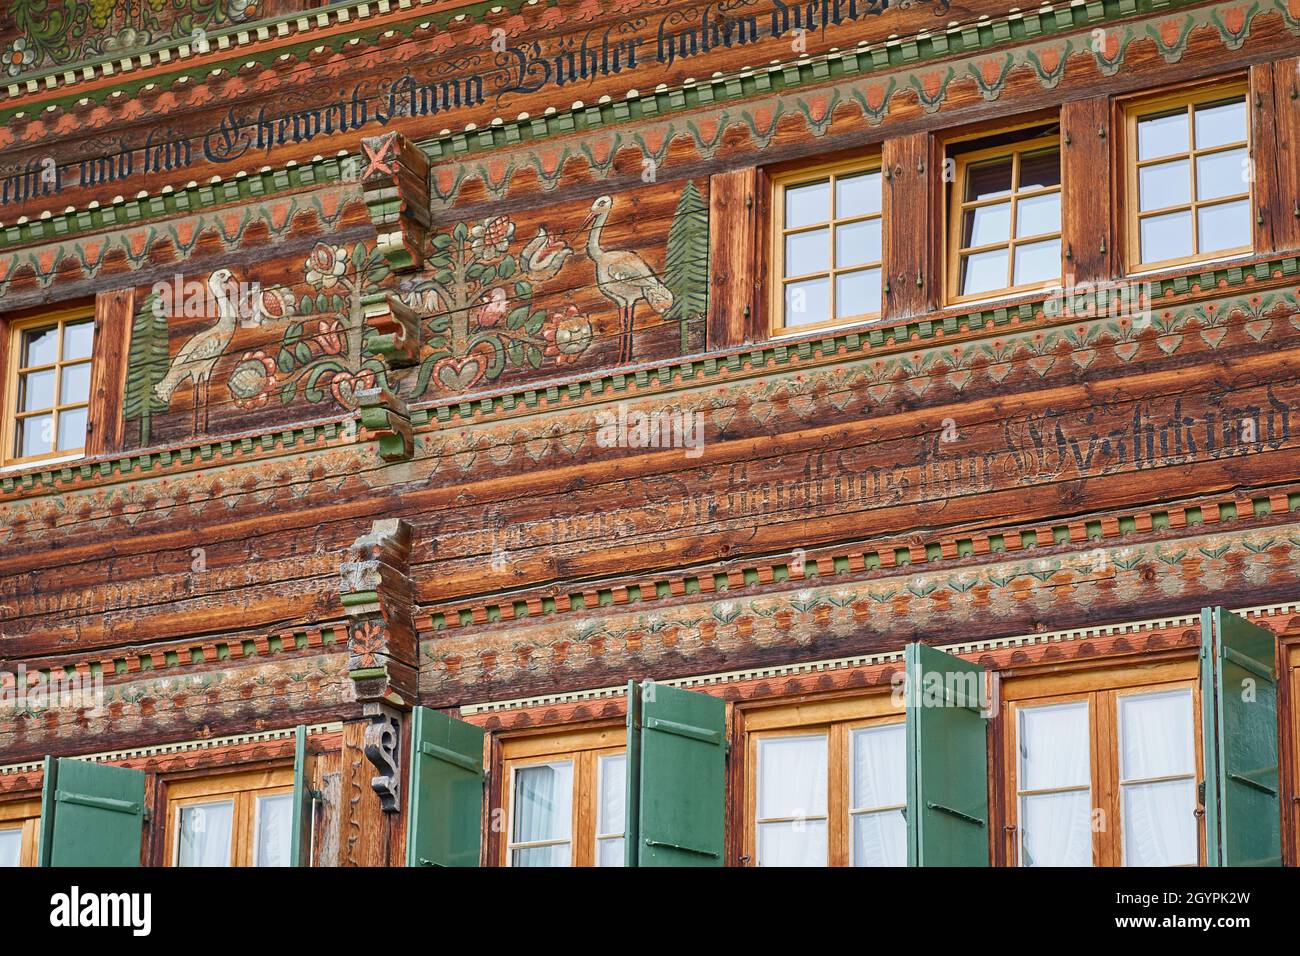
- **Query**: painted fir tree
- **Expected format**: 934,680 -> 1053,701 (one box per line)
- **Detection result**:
662,180 -> 709,352
123,292 -> 171,446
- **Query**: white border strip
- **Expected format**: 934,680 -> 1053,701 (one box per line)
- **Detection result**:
0,720 -> 342,776
459,601 -> 1300,715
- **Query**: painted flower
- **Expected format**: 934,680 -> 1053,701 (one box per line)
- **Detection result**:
305,242 -> 348,288
469,216 -> 515,262
2,39 -> 31,77
520,227 -> 572,277
228,351 -> 279,409
246,286 -> 293,327
543,306 -> 594,365
316,317 -> 345,355
476,287 -> 509,328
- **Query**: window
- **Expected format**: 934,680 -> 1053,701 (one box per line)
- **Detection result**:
1125,83 -> 1251,272
165,768 -> 294,867
947,133 -> 1062,302
3,312 -> 95,466
770,157 -> 883,335
1003,661 -> 1202,867
742,694 -> 904,867
499,726 -> 625,867
0,799 -> 40,867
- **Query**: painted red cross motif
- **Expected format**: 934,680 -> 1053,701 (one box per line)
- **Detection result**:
359,136 -> 397,179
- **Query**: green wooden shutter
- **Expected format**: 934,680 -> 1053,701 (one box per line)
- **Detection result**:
1200,607 -> 1281,866
905,642 -> 990,866
625,680 -> 726,867
38,757 -> 145,867
290,725 -> 316,867
405,705 -> 485,867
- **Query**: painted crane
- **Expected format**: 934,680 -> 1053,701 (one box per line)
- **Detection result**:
154,268 -> 240,435
582,195 -> 674,365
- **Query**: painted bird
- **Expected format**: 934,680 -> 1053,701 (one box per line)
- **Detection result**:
582,195 -> 674,365
154,268 -> 241,435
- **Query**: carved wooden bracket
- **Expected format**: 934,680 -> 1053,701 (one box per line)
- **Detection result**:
355,386 -> 414,462
359,131 -> 431,273
362,702 -> 402,813
340,518 -> 417,706
362,291 -> 421,368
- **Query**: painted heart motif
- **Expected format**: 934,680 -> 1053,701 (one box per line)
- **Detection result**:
946,369 -> 973,391
329,369 -> 376,408
434,354 -> 486,392
1200,327 -> 1228,349
1113,342 -> 1141,363
1155,333 -> 1182,354
1071,349 -> 1097,370
1028,355 -> 1055,377
1245,319 -> 1272,342
987,362 -> 1013,383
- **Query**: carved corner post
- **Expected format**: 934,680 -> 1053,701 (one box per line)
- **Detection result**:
338,518 -> 418,865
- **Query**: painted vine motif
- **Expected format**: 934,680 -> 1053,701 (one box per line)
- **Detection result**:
3,0 -> 256,76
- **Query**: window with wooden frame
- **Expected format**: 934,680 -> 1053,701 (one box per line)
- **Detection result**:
1001,660 -> 1203,867
946,130 -> 1062,303
1124,81 -> 1251,273
164,768 -> 295,867
2,309 -> 95,467
741,694 -> 904,867
0,798 -> 40,867
769,157 -> 884,336
499,726 -> 626,867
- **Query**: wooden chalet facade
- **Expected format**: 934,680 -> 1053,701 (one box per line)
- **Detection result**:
1,0 -> 1299,869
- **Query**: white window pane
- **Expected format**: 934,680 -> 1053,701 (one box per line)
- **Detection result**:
835,218 -> 881,268
758,734 -> 827,820
1138,158 -> 1191,211
1020,791 -> 1092,866
598,754 -> 626,836
835,268 -> 881,319
1140,209 -> 1194,263
786,179 -> 830,228
1013,239 -> 1060,286
851,724 -> 905,810
852,809 -> 906,867
21,326 -> 58,366
1196,148 -> 1248,201
512,844 -> 571,867
1123,779 -> 1198,866
0,829 -> 20,867
1138,110 -> 1189,161
63,320 -> 95,360
784,228 -> 829,277
57,407 -> 88,452
1194,97 -> 1246,150
59,362 -> 92,405
1019,701 -> 1089,790
963,201 -> 1011,246
1015,192 -> 1060,238
1198,200 -> 1250,254
836,171 -> 881,218
1119,689 -> 1194,780
18,415 -> 53,458
19,369 -> 55,412
597,837 -> 625,867
254,793 -> 293,867
178,800 -> 234,867
512,761 -> 572,845
758,820 -> 827,866
783,277 -> 830,327
959,247 -> 1009,296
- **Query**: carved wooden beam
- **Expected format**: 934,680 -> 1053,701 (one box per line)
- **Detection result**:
362,291 -> 421,368
339,518 -> 417,705
356,386 -> 414,462
358,131 -> 431,273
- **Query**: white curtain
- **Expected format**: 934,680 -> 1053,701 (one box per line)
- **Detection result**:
177,800 -> 233,867
0,829 -> 20,867
254,793 -> 293,867
1119,690 -> 1196,866
1019,702 -> 1092,866
596,754 -> 626,867
851,724 -> 906,866
757,734 -> 827,866
511,762 -> 572,867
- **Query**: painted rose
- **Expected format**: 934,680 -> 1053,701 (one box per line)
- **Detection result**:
227,351 -> 279,409
305,243 -> 349,288
469,216 -> 514,262
247,286 -> 293,327
543,306 -> 594,365
316,317 -> 345,355
476,287 -> 509,328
